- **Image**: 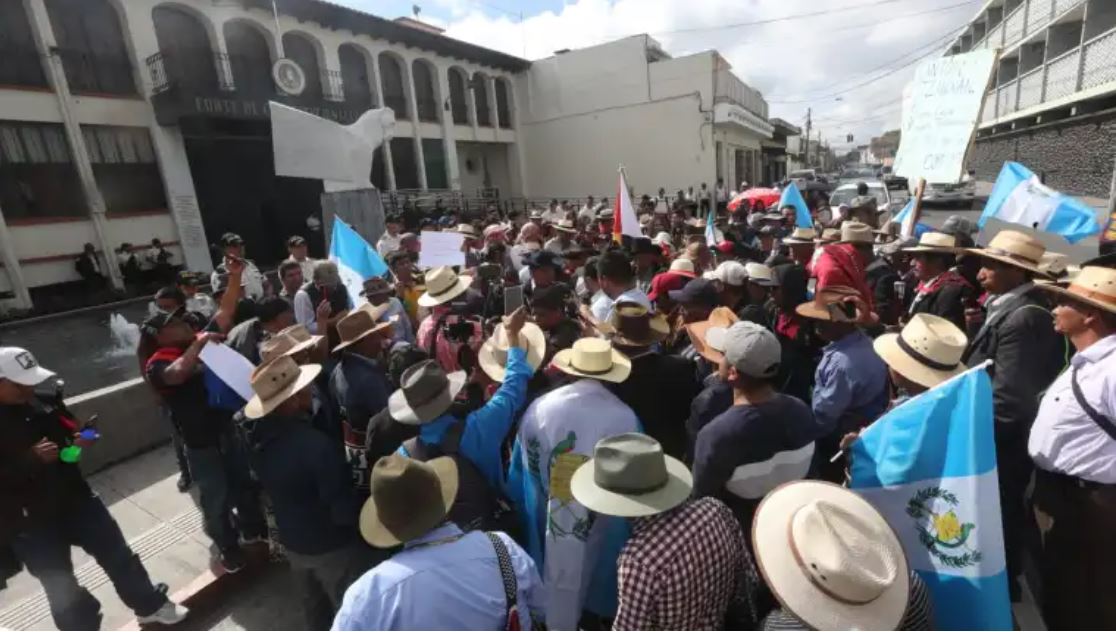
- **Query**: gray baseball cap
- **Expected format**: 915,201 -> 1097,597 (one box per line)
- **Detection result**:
706,321 -> 780,378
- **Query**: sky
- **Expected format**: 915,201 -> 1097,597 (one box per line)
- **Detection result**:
334,0 -> 981,152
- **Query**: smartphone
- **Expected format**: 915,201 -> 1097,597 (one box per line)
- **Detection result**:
504,284 -> 524,315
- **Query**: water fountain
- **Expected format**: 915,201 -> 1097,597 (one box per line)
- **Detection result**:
108,312 -> 141,357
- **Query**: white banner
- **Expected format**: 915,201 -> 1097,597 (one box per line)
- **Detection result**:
418,231 -> 465,269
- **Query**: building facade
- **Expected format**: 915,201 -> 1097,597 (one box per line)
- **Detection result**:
947,0 -> 1116,196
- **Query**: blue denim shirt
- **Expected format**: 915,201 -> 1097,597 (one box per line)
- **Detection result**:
812,329 -> 889,435
398,346 -> 530,491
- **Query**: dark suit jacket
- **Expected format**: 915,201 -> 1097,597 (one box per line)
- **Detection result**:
909,282 -> 971,331
614,350 -> 700,460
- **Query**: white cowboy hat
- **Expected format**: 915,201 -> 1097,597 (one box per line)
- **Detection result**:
968,229 -> 1047,274
873,313 -> 967,388
418,266 -> 474,308
477,322 -> 547,382
744,262 -> 776,286
553,218 -> 578,233
1037,265 -> 1116,315
570,434 -> 692,518
243,356 -> 322,419
332,304 -> 393,354
753,480 -> 910,631
387,360 -> 468,424
782,227 -> 818,245
668,258 -> 696,277
259,324 -> 323,365
551,338 -> 631,383
903,231 -> 961,254
837,221 -> 874,244
452,224 -> 479,238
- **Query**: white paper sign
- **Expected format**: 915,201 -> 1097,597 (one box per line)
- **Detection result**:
418,231 -> 466,269
894,49 -> 997,184
199,341 -> 256,401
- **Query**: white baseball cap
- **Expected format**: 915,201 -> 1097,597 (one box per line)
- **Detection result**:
709,261 -> 748,287
0,347 -> 56,386
707,322 -> 780,378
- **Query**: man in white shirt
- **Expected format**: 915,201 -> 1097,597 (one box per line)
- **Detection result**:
210,233 -> 267,300
1028,265 -> 1116,629
376,215 -> 403,257
285,235 -> 317,282
589,250 -> 651,323
578,196 -> 597,224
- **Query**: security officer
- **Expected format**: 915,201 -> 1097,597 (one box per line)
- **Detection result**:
0,347 -> 187,630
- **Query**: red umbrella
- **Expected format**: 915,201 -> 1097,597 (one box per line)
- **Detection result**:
728,188 -> 781,212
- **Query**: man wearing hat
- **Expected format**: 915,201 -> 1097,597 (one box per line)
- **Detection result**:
604,302 -> 699,460
333,455 -> 543,630
507,337 -> 639,630
521,250 -> 566,297
0,348 -> 190,629
286,235 -> 318,283
545,218 -> 577,254
903,232 -> 974,331
781,227 -> 817,270
178,271 -> 218,318
1027,266 -> 1116,628
739,262 -> 778,328
873,313 -> 968,401
361,275 -> 414,345
812,222 -> 876,311
963,230 -> 1065,597
330,307 -> 395,492
666,278 -> 721,369
707,260 -> 749,313
571,435 -> 763,630
242,356 -> 365,629
692,322 -> 817,539
647,258 -> 696,310
393,308 -> 534,532
210,232 -> 267,300
414,266 -> 482,373
796,286 -> 889,483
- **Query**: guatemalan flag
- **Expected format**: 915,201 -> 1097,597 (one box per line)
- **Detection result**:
778,182 -> 814,228
850,363 -> 1011,630
328,217 -> 389,308
979,161 -> 1101,243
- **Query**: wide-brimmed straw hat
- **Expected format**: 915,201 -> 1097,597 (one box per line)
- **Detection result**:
837,221 -> 874,244
782,227 -> 818,245
478,322 -> 547,382
596,301 -> 670,347
387,360 -> 468,424
552,338 -> 631,383
333,305 -> 392,353
452,224 -> 479,239
903,231 -> 960,254
685,307 -> 739,364
745,262 -> 776,286
795,285 -> 879,324
873,313 -> 967,388
553,218 -> 578,233
753,480 -> 910,631
259,324 -> 323,365
668,258 -> 697,277
358,454 -> 458,548
817,228 -> 841,243
570,434 -> 692,518
361,275 -> 395,297
243,356 -> 322,419
1037,265 -> 1116,314
968,229 -> 1047,274
418,266 -> 474,307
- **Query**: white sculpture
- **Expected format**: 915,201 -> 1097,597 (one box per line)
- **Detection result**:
270,102 -> 396,192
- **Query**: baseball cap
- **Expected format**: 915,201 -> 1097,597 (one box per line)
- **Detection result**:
707,321 -> 780,378
667,278 -> 719,307
0,347 -> 56,386
709,261 -> 748,287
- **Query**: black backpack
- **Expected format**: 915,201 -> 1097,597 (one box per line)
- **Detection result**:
403,421 -> 520,539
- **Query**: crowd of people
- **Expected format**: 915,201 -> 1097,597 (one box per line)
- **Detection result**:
3,186 -> 1116,631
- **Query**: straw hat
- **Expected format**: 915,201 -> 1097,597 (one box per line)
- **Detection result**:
903,231 -> 960,254
873,314 -> 967,388
361,275 -> 395,297
795,285 -> 878,324
418,266 -> 474,307
358,454 -> 458,548
668,258 -> 697,277
817,228 -> 841,243
570,434 -> 692,518
259,324 -> 323,364
837,221 -> 874,244
553,218 -> 578,233
243,356 -> 322,419
782,227 -> 818,245
387,360 -> 468,424
1038,251 -> 1070,279
477,322 -> 547,382
968,229 -> 1046,274
1037,265 -> 1116,314
333,305 -> 393,353
596,301 -> 670,347
685,307 -> 739,364
753,480 -> 910,631
745,262 -> 776,286
552,338 -> 632,383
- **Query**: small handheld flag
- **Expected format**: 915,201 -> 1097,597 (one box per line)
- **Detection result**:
612,167 -> 642,243
778,182 -> 814,228
329,217 -> 389,308
979,162 -> 1101,243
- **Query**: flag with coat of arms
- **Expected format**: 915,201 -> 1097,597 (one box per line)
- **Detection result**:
328,217 -> 389,308
849,361 -> 1012,630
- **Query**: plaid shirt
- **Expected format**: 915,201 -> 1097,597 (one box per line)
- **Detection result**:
613,497 -> 761,630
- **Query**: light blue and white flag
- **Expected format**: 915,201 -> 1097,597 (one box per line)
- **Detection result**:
778,182 -> 814,228
850,363 -> 1011,630
705,207 -> 722,246
979,161 -> 1101,243
892,197 -> 917,238
328,217 -> 389,308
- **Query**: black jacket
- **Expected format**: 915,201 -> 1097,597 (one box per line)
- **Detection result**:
613,350 -> 700,460
908,280 -> 972,332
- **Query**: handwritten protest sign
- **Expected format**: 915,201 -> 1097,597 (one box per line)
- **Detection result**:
894,49 -> 997,184
418,231 -> 465,268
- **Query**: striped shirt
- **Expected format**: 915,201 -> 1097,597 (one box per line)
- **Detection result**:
761,571 -> 934,630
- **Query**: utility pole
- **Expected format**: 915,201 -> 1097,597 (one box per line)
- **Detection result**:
804,108 -> 812,168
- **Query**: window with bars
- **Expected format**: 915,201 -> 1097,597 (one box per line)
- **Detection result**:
81,125 -> 167,215
0,122 -> 86,219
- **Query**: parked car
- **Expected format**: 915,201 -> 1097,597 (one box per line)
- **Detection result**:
820,180 -> 903,227
923,171 -> 976,207
879,166 -> 909,191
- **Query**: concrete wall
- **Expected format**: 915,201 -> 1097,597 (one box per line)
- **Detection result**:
67,378 -> 170,474
522,36 -> 651,123
649,52 -> 713,106
970,109 -> 1116,197
457,142 -> 513,198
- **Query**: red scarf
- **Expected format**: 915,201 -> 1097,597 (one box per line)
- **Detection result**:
776,312 -> 800,340
915,270 -> 973,296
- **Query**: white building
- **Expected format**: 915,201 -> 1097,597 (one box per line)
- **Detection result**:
0,0 -> 771,311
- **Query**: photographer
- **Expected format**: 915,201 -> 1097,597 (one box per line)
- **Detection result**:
415,267 -> 485,374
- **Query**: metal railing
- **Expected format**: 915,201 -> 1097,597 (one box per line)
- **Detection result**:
0,46 -> 47,88
1044,47 -> 1081,102
1053,0 -> 1083,17
1017,66 -> 1044,110
714,69 -> 769,119
55,49 -> 136,95
322,69 -> 344,102
1026,0 -> 1051,37
1004,7 -> 1026,48
145,50 -> 230,95
986,23 -> 1004,49
997,79 -> 1018,116
1081,27 -> 1116,92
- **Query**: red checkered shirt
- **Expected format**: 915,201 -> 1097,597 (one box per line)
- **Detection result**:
612,497 -> 760,630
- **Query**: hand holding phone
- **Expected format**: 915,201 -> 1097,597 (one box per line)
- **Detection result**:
504,284 -> 524,316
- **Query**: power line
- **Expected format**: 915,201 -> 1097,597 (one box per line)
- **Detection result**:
648,0 -> 930,36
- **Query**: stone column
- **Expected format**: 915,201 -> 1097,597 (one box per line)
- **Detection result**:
370,51 -> 397,191
437,65 -> 461,191
403,59 -> 428,191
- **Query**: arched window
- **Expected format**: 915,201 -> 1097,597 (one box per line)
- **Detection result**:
473,72 -> 491,127
46,0 -> 134,94
224,21 -> 271,95
378,54 -> 407,118
340,45 -> 374,110
448,68 -> 468,125
412,60 -> 437,123
152,5 -> 217,91
495,78 -> 511,129
0,1 -> 46,87
282,33 -> 322,99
